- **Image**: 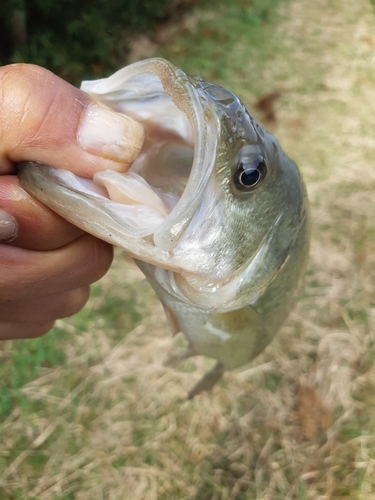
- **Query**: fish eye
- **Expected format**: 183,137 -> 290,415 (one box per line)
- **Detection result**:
234,158 -> 267,192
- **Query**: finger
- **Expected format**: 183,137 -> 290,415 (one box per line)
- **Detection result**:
0,176 -> 84,250
0,64 -> 144,177
0,320 -> 56,340
0,286 -> 90,323
0,234 -> 113,301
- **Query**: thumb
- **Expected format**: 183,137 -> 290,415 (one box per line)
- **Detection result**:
0,64 -> 144,177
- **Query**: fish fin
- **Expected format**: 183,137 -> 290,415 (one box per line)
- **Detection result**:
163,344 -> 195,367
187,361 -> 224,400
162,303 -> 181,337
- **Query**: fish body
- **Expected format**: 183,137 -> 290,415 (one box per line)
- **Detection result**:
19,58 -> 309,397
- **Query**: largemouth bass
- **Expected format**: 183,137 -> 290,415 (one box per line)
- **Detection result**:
19,58 -> 310,398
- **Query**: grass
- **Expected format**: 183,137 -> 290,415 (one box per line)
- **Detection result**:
2,0 -> 375,498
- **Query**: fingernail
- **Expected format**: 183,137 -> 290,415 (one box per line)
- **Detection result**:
77,103 -> 145,168
0,210 -> 18,242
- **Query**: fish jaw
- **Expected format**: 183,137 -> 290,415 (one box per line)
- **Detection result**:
18,162 -> 178,270
18,58 -> 219,269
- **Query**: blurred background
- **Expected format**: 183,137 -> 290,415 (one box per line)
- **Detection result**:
1,0 -> 375,498
0,0 -> 199,83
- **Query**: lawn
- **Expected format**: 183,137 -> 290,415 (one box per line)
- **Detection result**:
1,0 -> 375,498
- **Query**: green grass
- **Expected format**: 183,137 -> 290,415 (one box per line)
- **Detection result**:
160,0 -> 285,97
0,329 -> 67,419
1,0 -> 194,84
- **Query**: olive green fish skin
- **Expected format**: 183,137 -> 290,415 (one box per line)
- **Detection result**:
18,58 -> 310,395
175,79 -> 309,304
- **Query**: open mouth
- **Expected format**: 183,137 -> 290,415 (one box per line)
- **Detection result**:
60,100 -> 195,239
19,59 -> 215,252
87,81 -> 197,238
19,58 -> 219,262
79,58 -> 218,252
18,59 -> 218,269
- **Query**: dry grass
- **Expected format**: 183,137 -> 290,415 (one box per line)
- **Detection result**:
1,0 -> 375,498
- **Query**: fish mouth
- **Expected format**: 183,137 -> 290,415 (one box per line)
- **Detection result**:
19,59 -> 218,269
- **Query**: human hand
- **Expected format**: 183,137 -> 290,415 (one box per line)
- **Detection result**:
0,64 -> 144,339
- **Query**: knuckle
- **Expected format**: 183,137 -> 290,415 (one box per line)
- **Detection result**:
79,236 -> 114,283
0,320 -> 55,339
0,65 -> 50,137
0,286 -> 90,324
0,63 -> 84,154
58,286 -> 91,318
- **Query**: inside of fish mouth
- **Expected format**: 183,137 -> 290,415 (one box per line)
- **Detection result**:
72,94 -> 195,228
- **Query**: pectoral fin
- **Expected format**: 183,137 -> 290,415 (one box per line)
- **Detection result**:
162,303 -> 181,336
187,361 -> 224,399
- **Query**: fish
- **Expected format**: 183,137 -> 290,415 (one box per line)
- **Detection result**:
18,58 -> 310,399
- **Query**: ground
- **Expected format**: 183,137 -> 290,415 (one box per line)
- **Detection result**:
1,0 -> 375,498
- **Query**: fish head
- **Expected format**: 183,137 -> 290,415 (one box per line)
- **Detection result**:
19,58 -> 309,311
171,78 -> 308,282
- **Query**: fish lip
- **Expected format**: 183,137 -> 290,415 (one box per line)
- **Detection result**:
18,161 -> 177,270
